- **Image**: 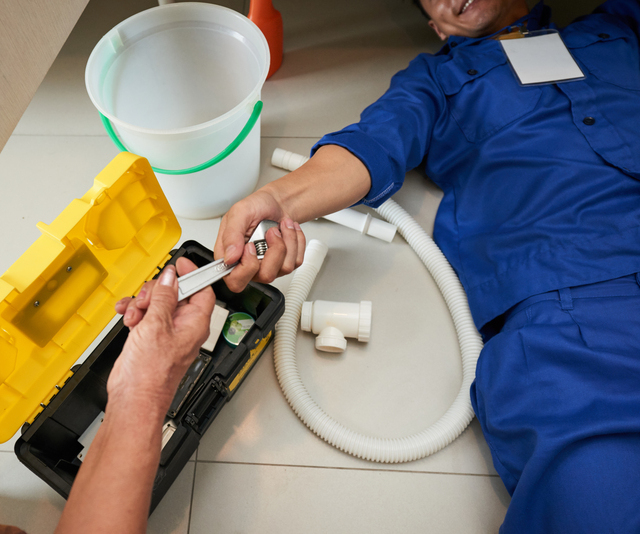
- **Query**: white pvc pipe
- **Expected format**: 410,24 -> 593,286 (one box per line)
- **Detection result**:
323,210 -> 396,243
271,148 -> 397,242
272,147 -> 309,171
273,197 -> 483,463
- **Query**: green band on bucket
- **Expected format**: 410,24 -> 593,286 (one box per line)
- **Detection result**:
99,100 -> 263,175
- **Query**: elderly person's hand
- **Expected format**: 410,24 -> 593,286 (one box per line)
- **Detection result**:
53,257 -> 215,534
110,257 -> 215,411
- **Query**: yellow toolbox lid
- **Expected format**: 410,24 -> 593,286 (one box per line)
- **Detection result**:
0,153 -> 181,443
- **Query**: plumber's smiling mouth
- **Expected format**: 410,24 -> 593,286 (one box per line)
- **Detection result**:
461,0 -> 475,14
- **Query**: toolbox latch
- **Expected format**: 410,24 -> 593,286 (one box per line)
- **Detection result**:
212,376 -> 230,397
183,376 -> 230,431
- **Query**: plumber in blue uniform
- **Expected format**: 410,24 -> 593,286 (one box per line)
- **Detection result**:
216,0 -> 640,532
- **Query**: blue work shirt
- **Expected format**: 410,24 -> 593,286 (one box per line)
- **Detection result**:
313,0 -> 640,336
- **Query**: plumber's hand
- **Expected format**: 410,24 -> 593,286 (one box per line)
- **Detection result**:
214,189 -> 306,293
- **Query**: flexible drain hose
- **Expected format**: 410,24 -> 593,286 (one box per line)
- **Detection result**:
273,198 -> 483,463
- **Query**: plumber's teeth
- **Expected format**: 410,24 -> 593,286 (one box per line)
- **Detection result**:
461,0 -> 474,13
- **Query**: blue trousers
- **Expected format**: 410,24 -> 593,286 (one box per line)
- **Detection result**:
471,273 -> 640,533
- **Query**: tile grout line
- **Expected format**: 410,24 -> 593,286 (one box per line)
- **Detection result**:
10,134 -> 109,138
186,451 -> 199,534
195,459 -> 500,478
9,133 -> 323,140
261,136 -> 322,140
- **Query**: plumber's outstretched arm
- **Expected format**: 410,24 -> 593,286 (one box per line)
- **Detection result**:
54,259 -> 215,534
215,144 -> 371,292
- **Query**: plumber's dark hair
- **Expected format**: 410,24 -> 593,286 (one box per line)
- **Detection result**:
413,0 -> 431,20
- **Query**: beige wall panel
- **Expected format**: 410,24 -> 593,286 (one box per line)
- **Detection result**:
0,0 -> 89,152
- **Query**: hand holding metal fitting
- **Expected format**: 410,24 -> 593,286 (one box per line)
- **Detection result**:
177,220 -> 279,301
248,220 -> 278,259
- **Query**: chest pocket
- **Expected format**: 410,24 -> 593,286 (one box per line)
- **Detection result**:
563,17 -> 640,91
436,46 -> 542,143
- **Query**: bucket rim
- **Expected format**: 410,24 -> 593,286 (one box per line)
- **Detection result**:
85,2 -> 270,136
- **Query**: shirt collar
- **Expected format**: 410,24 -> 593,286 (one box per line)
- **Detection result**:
437,1 -> 552,55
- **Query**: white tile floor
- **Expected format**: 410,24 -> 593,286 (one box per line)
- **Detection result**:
0,0 -> 518,532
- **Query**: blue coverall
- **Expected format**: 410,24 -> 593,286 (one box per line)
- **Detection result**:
313,1 -> 640,531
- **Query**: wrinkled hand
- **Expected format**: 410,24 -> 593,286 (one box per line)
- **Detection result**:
214,189 -> 306,293
109,257 -> 215,410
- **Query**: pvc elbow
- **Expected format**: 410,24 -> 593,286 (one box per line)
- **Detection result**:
301,300 -> 372,353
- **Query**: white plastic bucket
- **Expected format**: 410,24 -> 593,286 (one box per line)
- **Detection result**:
85,3 -> 270,219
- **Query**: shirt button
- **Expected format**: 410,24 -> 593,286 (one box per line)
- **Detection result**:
598,33 -> 610,39
468,69 -> 478,75
583,116 -> 596,126
451,42 -> 458,48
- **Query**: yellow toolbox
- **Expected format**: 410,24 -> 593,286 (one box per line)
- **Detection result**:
0,153 -> 284,512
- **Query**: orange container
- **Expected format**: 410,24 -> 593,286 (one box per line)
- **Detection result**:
248,0 -> 283,78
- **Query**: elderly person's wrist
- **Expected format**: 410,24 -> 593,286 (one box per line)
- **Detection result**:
106,347 -> 193,416
106,377 -> 173,424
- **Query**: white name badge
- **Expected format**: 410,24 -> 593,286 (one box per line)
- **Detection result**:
499,30 -> 585,85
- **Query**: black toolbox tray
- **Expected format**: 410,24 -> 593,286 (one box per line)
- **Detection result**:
14,240 -> 284,513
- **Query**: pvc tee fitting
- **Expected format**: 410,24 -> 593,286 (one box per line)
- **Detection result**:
301,300 -> 372,353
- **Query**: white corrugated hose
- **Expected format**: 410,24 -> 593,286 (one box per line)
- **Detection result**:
273,196 -> 484,463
